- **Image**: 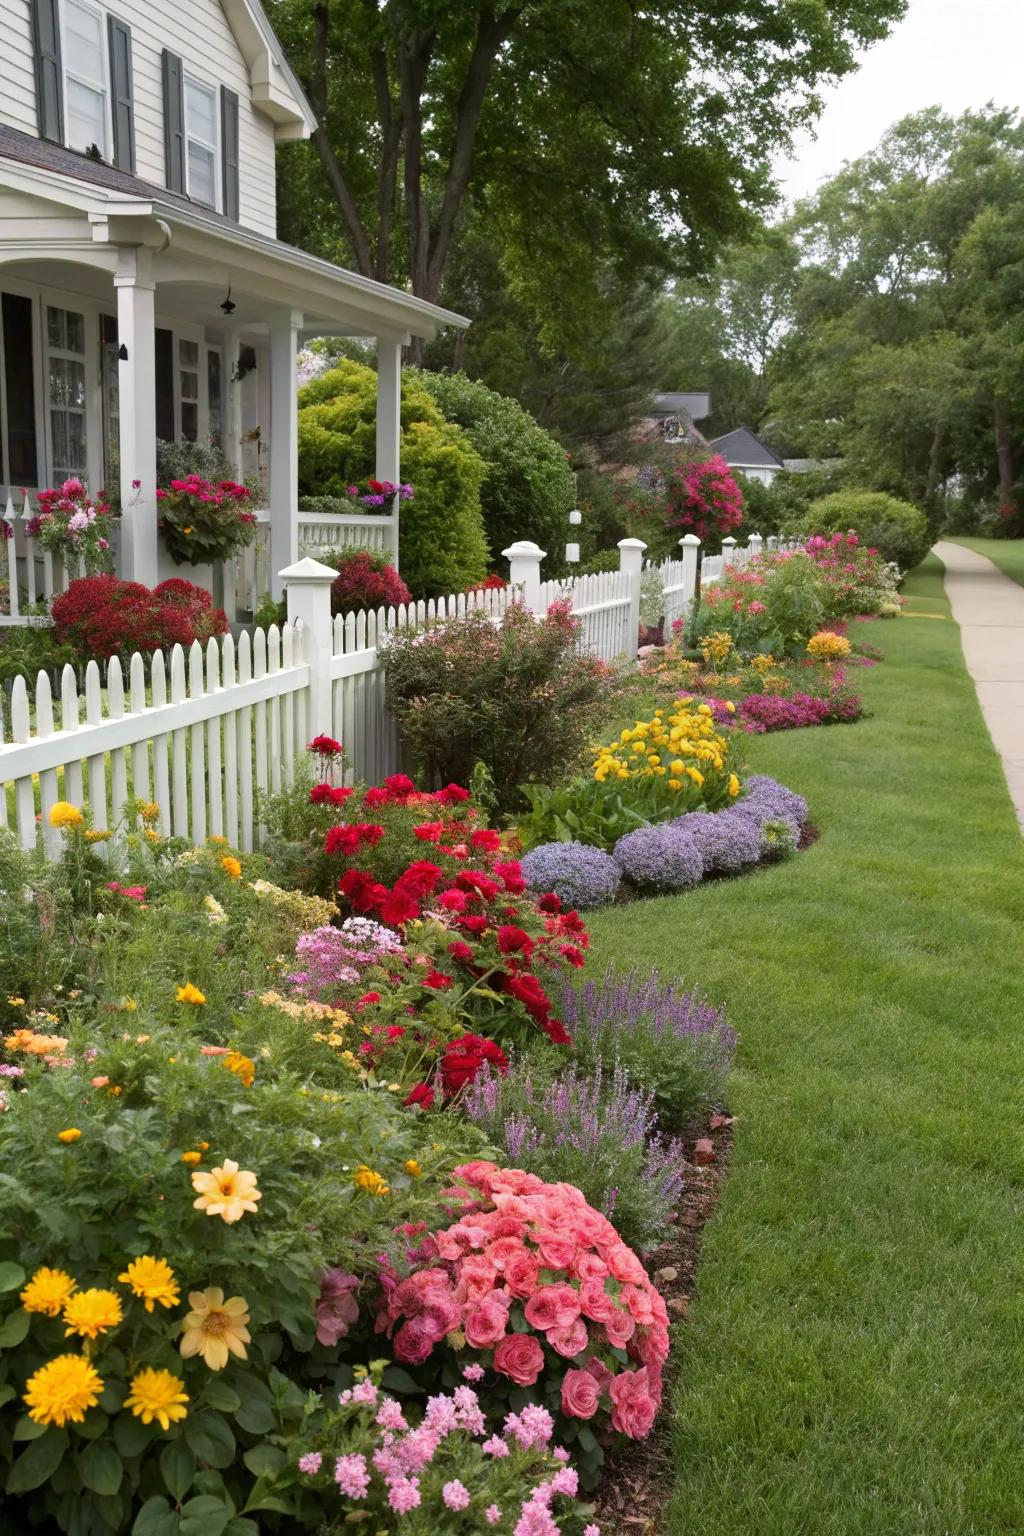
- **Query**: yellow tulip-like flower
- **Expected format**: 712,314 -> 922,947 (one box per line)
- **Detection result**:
728,773 -> 741,797
21,1266 -> 77,1317
807,629 -> 851,660
63,1287 -> 123,1340
220,855 -> 242,879
124,1368 -> 189,1430
24,1354 -> 103,1427
118,1256 -> 180,1313
176,983 -> 206,1006
57,1127 -> 81,1143
725,701 -> 737,715
181,1150 -> 202,1165
179,1288 -> 251,1370
404,1159 -> 422,1177
223,1050 -> 256,1088
48,801 -> 84,829
191,1158 -> 262,1224
139,801 -> 160,823
353,1165 -> 390,1197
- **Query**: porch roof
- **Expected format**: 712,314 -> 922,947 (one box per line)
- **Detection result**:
0,125 -> 469,342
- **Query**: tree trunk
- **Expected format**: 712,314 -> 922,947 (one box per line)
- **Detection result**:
925,420 -> 945,501
995,402 -> 1016,507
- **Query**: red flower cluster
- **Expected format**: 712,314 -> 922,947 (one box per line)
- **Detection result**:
466,573 -> 508,592
440,1034 -> 509,1096
308,734 -> 344,758
326,550 -> 411,617
375,1161 -> 669,1442
309,784 -> 354,807
324,822 -> 385,857
51,575 -> 228,660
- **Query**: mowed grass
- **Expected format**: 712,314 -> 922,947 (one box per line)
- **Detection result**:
949,535 -> 1024,588
585,556 -> 1024,1535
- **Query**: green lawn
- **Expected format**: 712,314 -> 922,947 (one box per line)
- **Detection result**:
949,535 -> 1024,588
586,555 -> 1024,1535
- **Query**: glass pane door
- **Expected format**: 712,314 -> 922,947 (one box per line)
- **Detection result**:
47,306 -> 88,487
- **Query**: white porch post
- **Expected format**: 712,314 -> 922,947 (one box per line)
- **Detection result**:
376,337 -> 403,568
114,248 -> 158,586
268,308 -> 302,599
223,321 -> 244,479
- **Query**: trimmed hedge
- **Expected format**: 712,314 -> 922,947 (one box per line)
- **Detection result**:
789,490 -> 930,572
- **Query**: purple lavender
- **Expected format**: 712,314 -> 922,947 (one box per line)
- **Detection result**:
672,808 -> 761,873
612,825 -> 704,892
521,840 -> 621,909
742,774 -> 809,828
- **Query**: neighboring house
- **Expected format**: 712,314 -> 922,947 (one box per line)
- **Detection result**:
0,0 -> 468,592
648,391 -> 711,445
707,425 -> 785,486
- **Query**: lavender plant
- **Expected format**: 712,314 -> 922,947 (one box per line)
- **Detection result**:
671,808 -> 762,873
521,840 -> 622,909
463,1057 -> 685,1253
559,966 -> 735,1131
612,825 -> 704,892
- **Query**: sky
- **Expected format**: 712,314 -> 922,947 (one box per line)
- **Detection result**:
774,0 -> 1024,205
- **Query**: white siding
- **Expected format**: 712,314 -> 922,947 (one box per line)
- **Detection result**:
0,0 -> 279,236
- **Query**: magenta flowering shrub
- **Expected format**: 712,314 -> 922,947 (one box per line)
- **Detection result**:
29,479 -> 113,572
288,1373 -> 600,1534
696,687 -> 863,733
286,918 -> 405,998
375,1161 -> 669,1476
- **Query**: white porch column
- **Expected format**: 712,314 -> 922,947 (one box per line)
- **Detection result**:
268,308 -> 302,599
376,337 -> 403,568
114,248 -> 158,586
223,321 -> 244,479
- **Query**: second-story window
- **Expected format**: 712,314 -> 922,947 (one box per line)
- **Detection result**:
63,0 -> 110,157
184,76 -> 220,208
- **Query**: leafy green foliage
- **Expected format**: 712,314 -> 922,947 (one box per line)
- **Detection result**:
517,780 -> 652,854
793,491 -> 931,571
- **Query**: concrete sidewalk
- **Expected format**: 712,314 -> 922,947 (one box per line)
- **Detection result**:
935,539 -> 1024,830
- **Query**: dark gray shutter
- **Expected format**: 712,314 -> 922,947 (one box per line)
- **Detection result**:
31,0 -> 64,144
108,18 -> 135,172
162,49 -> 186,193
221,88 -> 240,220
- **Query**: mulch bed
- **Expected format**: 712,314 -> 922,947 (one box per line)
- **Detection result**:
592,1117 -> 734,1534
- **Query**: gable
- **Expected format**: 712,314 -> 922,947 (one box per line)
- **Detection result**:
219,0 -> 316,140
709,427 -> 784,468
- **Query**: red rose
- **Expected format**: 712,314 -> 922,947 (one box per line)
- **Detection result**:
404,1082 -> 435,1110
435,783 -> 471,804
492,1333 -> 544,1386
438,889 -> 467,913
338,870 -> 386,912
470,828 -> 502,852
460,915 -> 488,936
379,887 -> 421,926
413,822 -> 444,842
363,786 -> 390,808
385,773 -> 416,798
324,824 -> 362,856
561,1367 -> 600,1419
308,734 -> 343,756
559,944 -> 586,968
544,1017 -> 572,1045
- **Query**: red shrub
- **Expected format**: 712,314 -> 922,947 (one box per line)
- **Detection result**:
326,550 -> 411,616
51,575 -> 228,659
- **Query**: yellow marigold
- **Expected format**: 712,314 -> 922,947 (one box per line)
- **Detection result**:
176,983 -> 206,1006
807,630 -> 852,659
21,1266 -> 77,1317
6,996 -> 25,1007
139,801 -> 160,823
223,1051 -> 255,1088
123,1367 -> 189,1430
118,1256 -> 180,1313
404,1159 -> 422,1178
24,1354 -> 103,1427
353,1165 -> 390,1197
191,1158 -> 261,1224
7,1028 -> 67,1056
49,802 -> 84,829
84,829 -> 112,844
57,1127 -> 81,1143
181,1150 -> 202,1166
220,855 -> 242,879
179,1287 -> 250,1370
63,1287 -> 123,1340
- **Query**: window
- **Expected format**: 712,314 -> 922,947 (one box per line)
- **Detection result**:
207,348 -> 223,447
62,0 -> 110,157
1,294 -> 40,487
185,75 -> 219,208
100,313 -> 119,490
46,305 -> 88,485
179,338 -> 199,442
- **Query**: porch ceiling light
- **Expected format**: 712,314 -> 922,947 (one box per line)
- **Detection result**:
221,284 -> 237,316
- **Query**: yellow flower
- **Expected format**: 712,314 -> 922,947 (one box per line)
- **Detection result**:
24,1354 -> 103,1427
49,802 -> 84,829
6,996 -> 25,1007
204,894 -> 228,925
21,1267 -> 77,1317
404,1159 -> 422,1177
181,1150 -> 202,1166
197,1141 -> 210,1151
57,1127 -> 81,1143
191,1158 -> 262,1224
176,983 -> 206,1006
220,855 -> 242,879
123,1368 -> 189,1430
223,1051 -> 255,1088
725,701 -> 736,715
179,1287 -> 251,1370
807,630 -> 852,659
728,773 -> 740,797
63,1288 -> 123,1340
118,1256 -> 180,1313
139,801 -> 160,823
84,829 -> 112,844
353,1165 -> 390,1197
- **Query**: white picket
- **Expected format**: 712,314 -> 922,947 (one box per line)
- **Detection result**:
169,646 -> 189,839
84,662 -> 108,835
151,650 -> 172,838
206,639 -> 224,838
129,653 -> 150,805
222,634 -> 239,848
188,642 -> 207,846
236,631 -> 254,854
108,656 -> 128,833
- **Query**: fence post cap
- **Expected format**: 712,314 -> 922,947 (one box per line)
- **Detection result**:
278,556 -> 337,584
502,540 -> 546,560
680,533 -> 702,547
616,537 -> 647,552
721,535 -> 738,547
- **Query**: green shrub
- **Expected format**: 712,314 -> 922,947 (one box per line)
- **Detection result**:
415,370 -> 575,571
156,438 -> 237,488
789,490 -> 930,571
297,361 -> 489,596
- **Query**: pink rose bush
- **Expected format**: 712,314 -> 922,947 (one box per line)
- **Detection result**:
375,1162 -> 668,1459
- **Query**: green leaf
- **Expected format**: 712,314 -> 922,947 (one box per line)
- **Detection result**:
13,1413 -> 49,1441
232,1388 -> 276,1435
179,1494 -> 232,1536
73,1407 -> 110,1440
114,1413 -> 153,1458
242,1444 -> 287,1477
132,1495 -> 178,1536
0,1262 -> 26,1294
0,1307 -> 31,1347
576,1423 -> 599,1453
162,1438 -> 197,1502
380,1365 -> 420,1394
223,1521 -> 259,1536
5,1427 -> 69,1493
185,1412 -> 235,1469
79,1438 -> 123,1496
0,1383 -> 15,1407
202,1380 -> 240,1414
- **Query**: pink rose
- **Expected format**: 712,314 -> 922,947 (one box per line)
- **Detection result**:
486,1236 -> 529,1272
609,1367 -> 657,1440
606,1243 -> 646,1285
523,1287 -> 562,1332
585,1357 -> 615,1395
536,1233 -> 576,1270
493,1333 -> 545,1386
602,1305 -> 636,1348
463,1294 -> 510,1349
621,1283 -> 655,1326
547,1317 -> 588,1358
504,1250 -> 540,1298
393,1320 -> 435,1365
455,1257 -> 499,1303
561,1367 -> 600,1419
578,1276 -> 614,1322
574,1251 -> 608,1282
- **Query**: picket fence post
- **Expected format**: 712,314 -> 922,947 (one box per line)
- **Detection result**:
749,532 -> 763,560
617,537 -> 646,655
680,533 -> 701,614
503,540 -> 545,612
722,536 -> 737,568
281,556 -> 336,744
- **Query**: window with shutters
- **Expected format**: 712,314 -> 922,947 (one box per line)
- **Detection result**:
184,75 -> 220,209
60,0 -> 111,157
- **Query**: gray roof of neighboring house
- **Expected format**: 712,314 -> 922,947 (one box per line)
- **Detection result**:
652,392 -> 711,421
708,426 -> 785,468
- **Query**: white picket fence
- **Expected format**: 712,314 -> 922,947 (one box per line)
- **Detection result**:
0,530 -> 789,859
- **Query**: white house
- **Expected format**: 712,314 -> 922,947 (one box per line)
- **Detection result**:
707,425 -> 785,487
0,0 -> 468,595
